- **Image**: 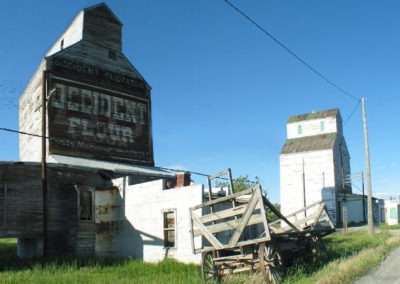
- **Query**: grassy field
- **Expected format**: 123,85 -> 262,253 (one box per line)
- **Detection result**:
1,228 -> 400,283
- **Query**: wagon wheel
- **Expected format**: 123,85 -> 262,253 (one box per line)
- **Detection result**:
258,242 -> 283,284
309,236 -> 326,255
201,252 -> 222,283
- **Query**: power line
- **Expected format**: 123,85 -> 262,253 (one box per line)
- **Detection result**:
224,0 -> 360,102
0,126 -> 258,184
0,127 -> 46,139
343,99 -> 362,126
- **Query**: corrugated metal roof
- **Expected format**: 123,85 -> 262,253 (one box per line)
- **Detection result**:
287,108 -> 339,123
50,155 -> 175,178
280,133 -> 337,154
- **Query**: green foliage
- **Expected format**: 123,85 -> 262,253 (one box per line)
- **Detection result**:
215,175 -> 253,193
215,174 -> 280,222
267,203 -> 281,223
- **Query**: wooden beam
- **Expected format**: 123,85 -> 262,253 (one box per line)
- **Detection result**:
194,213 -> 265,237
191,187 -> 256,210
192,214 -> 224,250
228,188 -> 260,247
200,204 -> 247,223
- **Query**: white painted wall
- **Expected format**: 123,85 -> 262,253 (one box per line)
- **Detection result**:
46,11 -> 84,57
112,179 -> 203,264
287,116 -> 337,139
280,149 -> 337,224
19,60 -> 46,162
384,200 -> 400,225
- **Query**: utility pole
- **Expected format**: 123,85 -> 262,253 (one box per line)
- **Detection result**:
41,71 -> 48,256
362,98 -> 374,236
302,158 -> 306,218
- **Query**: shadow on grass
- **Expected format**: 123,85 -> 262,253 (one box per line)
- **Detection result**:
0,239 -> 132,272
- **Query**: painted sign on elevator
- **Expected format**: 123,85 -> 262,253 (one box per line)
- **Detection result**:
47,78 -> 153,165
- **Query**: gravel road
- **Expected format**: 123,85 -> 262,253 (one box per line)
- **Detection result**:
353,246 -> 400,284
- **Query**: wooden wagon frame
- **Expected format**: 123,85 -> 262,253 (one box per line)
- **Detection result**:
189,178 -> 335,283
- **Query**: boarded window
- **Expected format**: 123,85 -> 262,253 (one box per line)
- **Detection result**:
78,190 -> 93,221
163,211 -> 176,248
297,125 -> 302,134
108,50 -> 117,60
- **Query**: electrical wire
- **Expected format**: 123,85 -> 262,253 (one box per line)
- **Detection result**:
224,0 -> 360,102
343,99 -> 362,127
0,126 -> 258,184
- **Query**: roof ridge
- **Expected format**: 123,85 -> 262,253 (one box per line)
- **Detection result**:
287,108 -> 339,123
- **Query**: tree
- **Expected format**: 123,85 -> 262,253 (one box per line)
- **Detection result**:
267,203 -> 281,223
215,174 -> 254,193
215,175 -> 281,223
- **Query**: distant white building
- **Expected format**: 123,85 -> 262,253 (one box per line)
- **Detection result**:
280,109 -> 352,225
383,199 -> 400,225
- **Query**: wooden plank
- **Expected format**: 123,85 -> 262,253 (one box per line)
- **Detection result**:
192,214 -> 224,250
257,187 -> 271,241
194,213 -> 265,237
262,195 -> 301,232
208,169 -> 230,181
284,200 -> 324,219
228,188 -> 261,247
191,187 -> 256,210
200,204 -> 247,223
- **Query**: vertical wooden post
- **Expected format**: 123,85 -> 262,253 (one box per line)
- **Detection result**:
302,158 -> 306,218
42,71 -> 48,256
361,171 -> 366,224
343,206 -> 348,235
362,98 -> 374,236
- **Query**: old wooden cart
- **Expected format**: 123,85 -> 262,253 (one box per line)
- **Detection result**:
189,181 -> 335,283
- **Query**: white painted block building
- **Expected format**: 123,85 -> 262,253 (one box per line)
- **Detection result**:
280,109 -> 352,225
383,200 -> 400,225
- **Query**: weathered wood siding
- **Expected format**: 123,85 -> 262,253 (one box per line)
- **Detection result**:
0,163 -> 42,238
83,5 -> 122,52
0,162 -> 119,257
19,60 -> 46,162
20,3 -> 154,166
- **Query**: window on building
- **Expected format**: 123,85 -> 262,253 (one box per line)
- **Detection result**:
297,125 -> 302,134
320,121 -> 325,131
78,190 -> 93,221
108,50 -> 117,60
163,210 -> 176,248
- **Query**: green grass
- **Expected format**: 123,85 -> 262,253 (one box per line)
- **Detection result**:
378,224 -> 400,230
1,230 -> 400,283
282,230 -> 400,283
0,240 -> 201,283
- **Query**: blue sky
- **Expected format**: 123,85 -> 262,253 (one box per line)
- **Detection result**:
0,1 -> 399,203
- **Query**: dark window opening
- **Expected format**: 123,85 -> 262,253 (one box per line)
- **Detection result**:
108,50 -> 117,60
163,211 -> 175,248
79,191 -> 93,221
